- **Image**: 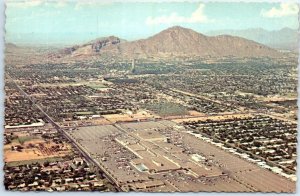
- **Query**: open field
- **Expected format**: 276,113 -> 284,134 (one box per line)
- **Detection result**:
172,113 -> 254,123
4,137 -> 72,163
102,114 -> 134,123
142,101 -> 189,117
5,157 -> 65,167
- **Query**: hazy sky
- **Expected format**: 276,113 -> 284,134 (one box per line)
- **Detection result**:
5,0 -> 299,45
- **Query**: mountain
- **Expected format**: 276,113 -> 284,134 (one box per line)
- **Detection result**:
58,36 -> 125,57
58,26 -> 282,59
117,26 -> 281,58
5,43 -> 19,54
5,42 -> 18,49
208,27 -> 298,51
5,43 -> 50,66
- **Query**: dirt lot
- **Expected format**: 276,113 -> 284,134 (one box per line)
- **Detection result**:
103,110 -> 160,123
188,110 -> 206,116
60,118 -> 112,127
130,110 -> 159,120
102,113 -> 134,123
172,113 -> 254,123
4,137 -> 72,163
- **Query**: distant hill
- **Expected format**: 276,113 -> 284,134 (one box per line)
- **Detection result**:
57,36 -> 125,58
57,26 -> 282,59
208,27 -> 298,51
5,43 -> 50,66
5,42 -> 18,50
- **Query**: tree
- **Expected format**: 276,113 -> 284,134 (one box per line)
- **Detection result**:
43,161 -> 50,167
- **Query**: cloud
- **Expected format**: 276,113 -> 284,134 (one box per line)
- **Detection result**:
55,0 -> 68,8
74,1 -> 113,10
6,0 -> 68,9
6,0 -> 43,8
261,3 -> 299,18
146,4 -> 212,25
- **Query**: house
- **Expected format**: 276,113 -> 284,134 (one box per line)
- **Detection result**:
73,157 -> 84,165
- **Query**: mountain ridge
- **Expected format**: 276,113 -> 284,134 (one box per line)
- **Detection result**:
55,26 -> 283,59
208,27 -> 298,51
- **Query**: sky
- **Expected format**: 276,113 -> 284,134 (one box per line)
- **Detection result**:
5,0 -> 299,46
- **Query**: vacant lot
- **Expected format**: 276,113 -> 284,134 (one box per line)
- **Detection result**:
4,137 -> 72,163
143,101 -> 188,117
172,113 -> 254,123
